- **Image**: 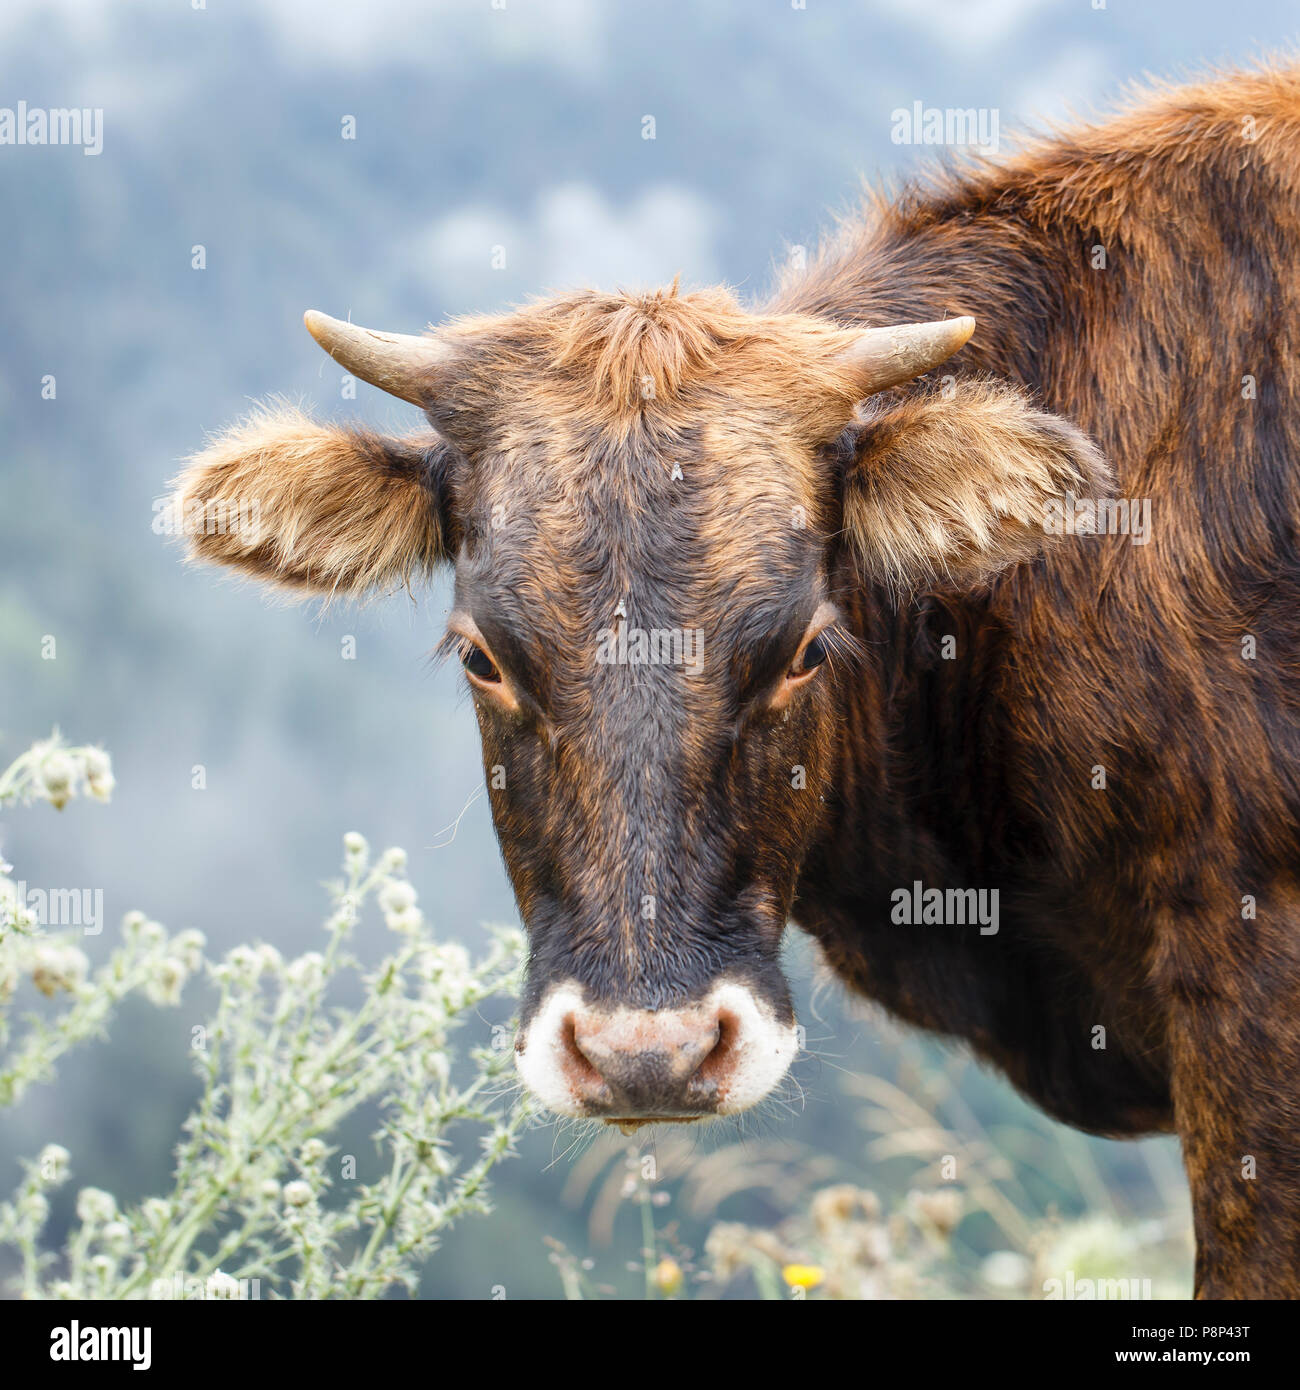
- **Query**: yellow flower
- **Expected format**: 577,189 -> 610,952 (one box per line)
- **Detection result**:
653,1257 -> 684,1296
782,1263 -> 825,1290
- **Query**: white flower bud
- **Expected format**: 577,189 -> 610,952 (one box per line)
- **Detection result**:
76,1187 -> 117,1225
137,919 -> 166,947
378,880 -> 418,915
82,748 -> 112,782
101,1220 -> 131,1254
222,944 -> 262,983
88,774 -> 116,802
141,1198 -> 171,1228
285,952 -> 325,990
981,1250 -> 1031,1290
282,1180 -> 313,1208
300,1139 -> 327,1165
39,752 -> 76,808
384,907 -> 423,936
37,1144 -> 71,1184
83,748 -> 114,801
32,944 -> 89,996
206,1270 -> 240,1299
420,943 -> 470,980
145,956 -> 188,1007
174,929 -> 206,973
327,904 -> 356,933
19,1191 -> 49,1227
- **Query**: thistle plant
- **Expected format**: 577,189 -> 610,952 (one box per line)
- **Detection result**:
0,734 -> 528,1299
1,731 -> 113,951
0,729 -> 114,816
0,733 -> 172,1107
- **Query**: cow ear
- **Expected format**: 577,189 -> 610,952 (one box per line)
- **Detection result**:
840,380 -> 1111,590
166,404 -> 450,597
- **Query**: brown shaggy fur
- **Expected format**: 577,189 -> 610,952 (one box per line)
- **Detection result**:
848,381 -> 1111,587
173,405 -> 445,597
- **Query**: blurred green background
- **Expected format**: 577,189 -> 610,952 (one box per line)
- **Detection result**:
5,0 -> 1293,1297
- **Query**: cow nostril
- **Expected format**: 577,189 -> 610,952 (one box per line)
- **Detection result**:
692,1009 -> 737,1088
560,1014 -> 606,1091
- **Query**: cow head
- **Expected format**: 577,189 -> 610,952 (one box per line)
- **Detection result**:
175,285 -> 1106,1126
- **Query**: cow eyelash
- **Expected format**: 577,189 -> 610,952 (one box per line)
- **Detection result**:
763,620 -> 853,712
434,627 -> 503,685
457,638 -> 501,684
791,633 -> 829,674
789,622 -> 861,679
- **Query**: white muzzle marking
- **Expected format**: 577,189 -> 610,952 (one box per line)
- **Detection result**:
515,978 -> 799,1119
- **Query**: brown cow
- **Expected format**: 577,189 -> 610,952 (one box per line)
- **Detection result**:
174,65 -> 1300,1298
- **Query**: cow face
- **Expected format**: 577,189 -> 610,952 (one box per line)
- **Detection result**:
436,345 -> 844,1124
175,286 -> 1107,1126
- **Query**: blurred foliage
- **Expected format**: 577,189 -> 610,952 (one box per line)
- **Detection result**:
2,741 -> 526,1298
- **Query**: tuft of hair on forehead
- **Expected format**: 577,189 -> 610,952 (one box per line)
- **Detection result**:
448,281 -> 868,437
547,281 -> 755,409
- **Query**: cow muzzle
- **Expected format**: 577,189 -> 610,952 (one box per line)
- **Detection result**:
514,980 -> 800,1125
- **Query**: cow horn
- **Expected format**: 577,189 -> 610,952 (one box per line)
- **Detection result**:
303,310 -> 454,406
838,315 -> 975,395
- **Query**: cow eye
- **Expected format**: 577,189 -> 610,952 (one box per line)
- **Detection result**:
462,643 -> 500,683
794,633 -> 828,674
